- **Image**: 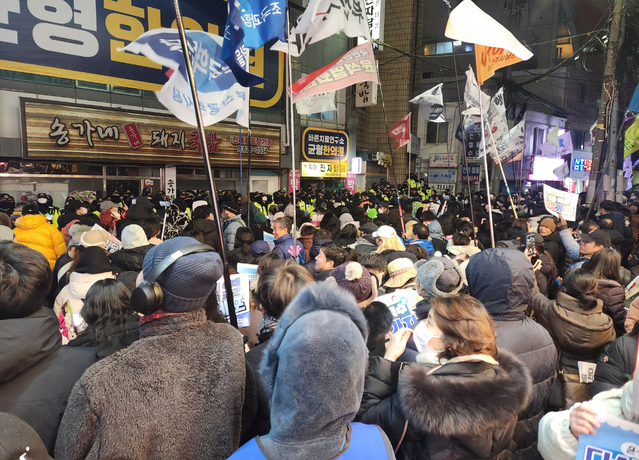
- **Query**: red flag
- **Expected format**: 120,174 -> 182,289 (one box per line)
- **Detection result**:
389,113 -> 411,150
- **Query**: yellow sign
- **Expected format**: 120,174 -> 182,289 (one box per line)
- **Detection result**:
301,162 -> 348,178
475,44 -> 524,85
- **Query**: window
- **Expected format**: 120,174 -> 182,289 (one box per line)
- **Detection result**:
573,131 -> 586,150
424,41 -> 472,56
426,122 -> 449,144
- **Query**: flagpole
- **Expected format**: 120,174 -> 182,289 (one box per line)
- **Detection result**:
239,125 -> 243,204
477,88 -> 495,248
171,0 -> 237,328
247,125 -> 252,228
487,129 -> 518,219
286,12 -> 298,250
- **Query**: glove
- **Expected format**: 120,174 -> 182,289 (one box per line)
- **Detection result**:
556,214 -> 568,231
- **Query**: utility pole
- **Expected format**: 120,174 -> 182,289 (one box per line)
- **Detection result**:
586,0 -> 624,205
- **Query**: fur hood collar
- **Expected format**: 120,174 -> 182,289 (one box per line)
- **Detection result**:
398,348 -> 532,437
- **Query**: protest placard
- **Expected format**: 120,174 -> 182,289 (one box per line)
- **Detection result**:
376,289 -> 421,335
575,414 -> 639,460
543,184 -> 579,221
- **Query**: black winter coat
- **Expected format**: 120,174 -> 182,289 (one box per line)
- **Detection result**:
357,350 -> 532,460
467,248 -> 558,460
597,279 -> 627,337
590,333 -> 638,396
109,244 -> 153,272
67,314 -> 141,359
183,218 -> 222,253
0,307 -> 96,455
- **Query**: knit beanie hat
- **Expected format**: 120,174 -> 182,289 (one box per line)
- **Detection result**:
539,217 -> 556,233
250,240 -> 271,257
326,262 -> 377,308
0,412 -> 52,460
142,237 -> 223,313
75,247 -> 114,275
259,283 -> 368,459
122,224 -> 149,249
427,220 -> 444,240
416,256 -> 463,298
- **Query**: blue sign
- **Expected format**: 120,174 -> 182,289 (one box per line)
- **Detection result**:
461,164 -> 480,182
576,415 -> 639,460
302,127 -> 349,163
0,0 -> 283,109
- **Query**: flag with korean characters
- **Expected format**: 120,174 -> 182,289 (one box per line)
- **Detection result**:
123,29 -> 249,127
289,42 -> 379,103
389,113 -> 411,150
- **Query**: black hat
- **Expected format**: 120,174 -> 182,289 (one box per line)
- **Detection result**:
66,200 -> 88,212
360,223 -> 379,235
222,201 -> 241,215
75,247 -> 114,274
580,229 -> 611,248
21,203 -> 40,216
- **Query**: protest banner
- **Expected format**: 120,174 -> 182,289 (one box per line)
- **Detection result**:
376,289 -> 421,335
543,184 -> 579,221
575,414 -> 639,460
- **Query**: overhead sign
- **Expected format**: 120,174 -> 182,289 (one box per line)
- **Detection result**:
356,81 -> 378,107
0,0 -> 283,109
302,127 -> 349,163
301,161 -> 348,178
358,0 -> 385,50
428,183 -> 457,193
21,99 -> 281,167
461,164 -> 481,182
429,153 -> 458,168
428,168 -> 457,184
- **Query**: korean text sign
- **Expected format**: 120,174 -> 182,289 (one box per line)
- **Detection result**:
302,127 -> 349,163
543,184 -> 578,221
0,0 -> 283,108
575,414 -> 639,460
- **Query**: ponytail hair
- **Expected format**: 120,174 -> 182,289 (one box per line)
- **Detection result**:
234,226 -> 254,255
562,269 -> 599,310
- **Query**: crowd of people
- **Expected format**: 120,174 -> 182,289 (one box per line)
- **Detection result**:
1,179 -> 639,459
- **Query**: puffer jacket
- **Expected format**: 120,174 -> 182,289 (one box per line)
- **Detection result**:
0,308 -> 96,455
467,248 -> 558,460
183,218 -> 221,253
596,279 -> 626,337
358,350 -> 532,460
272,233 -> 305,263
13,214 -> 66,269
109,244 -> 153,272
528,290 -> 615,375
590,333 -> 638,396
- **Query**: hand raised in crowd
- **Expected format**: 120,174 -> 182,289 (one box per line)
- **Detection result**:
384,328 -> 413,362
569,405 -> 600,438
555,213 -> 568,231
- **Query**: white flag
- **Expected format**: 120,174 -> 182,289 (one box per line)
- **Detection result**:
295,91 -> 337,115
271,0 -> 370,56
463,66 -> 490,129
445,0 -> 533,61
479,88 -> 509,159
547,125 -> 560,147
553,161 -> 570,180
410,83 -> 446,123
539,132 -> 573,158
498,120 -> 525,164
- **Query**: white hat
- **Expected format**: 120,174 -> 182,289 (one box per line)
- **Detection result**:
372,225 -> 396,239
122,224 -> 149,249
192,200 -> 208,211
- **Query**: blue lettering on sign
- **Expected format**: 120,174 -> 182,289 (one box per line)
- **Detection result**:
583,445 -> 630,460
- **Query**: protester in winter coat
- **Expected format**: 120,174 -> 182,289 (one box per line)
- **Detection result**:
54,247 -> 116,343
108,224 -> 153,272
0,242 -> 96,455
529,269 -> 615,408
13,203 -> 66,269
582,248 -> 627,336
66,279 -> 140,359
297,223 -> 316,262
358,296 -> 532,460
362,301 -> 394,357
538,380 -> 637,460
182,204 -> 222,253
467,248 -> 558,458
55,237 -> 246,460
230,283 -> 395,459
223,201 -> 247,252
314,242 -> 347,281
115,195 -> 155,240
228,226 -> 256,269
590,323 -> 639,395
426,220 -> 447,254
272,217 -> 304,262
354,223 -> 379,255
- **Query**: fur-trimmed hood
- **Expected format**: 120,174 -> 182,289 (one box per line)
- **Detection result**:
398,349 -> 532,438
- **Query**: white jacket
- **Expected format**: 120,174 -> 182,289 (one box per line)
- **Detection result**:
53,271 -> 115,344
538,381 -> 635,460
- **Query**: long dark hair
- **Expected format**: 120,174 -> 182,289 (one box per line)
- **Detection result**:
561,269 -> 599,310
234,226 -> 254,255
81,279 -> 134,343
582,248 -> 622,284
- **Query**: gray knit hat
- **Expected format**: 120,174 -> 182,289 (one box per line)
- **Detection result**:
415,256 -> 464,298
259,283 -> 368,459
142,237 -> 223,313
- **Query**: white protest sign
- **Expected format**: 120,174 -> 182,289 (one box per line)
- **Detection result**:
376,289 -> 421,335
543,184 -> 578,221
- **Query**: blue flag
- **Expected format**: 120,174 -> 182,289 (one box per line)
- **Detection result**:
630,83 -> 639,113
222,0 -> 287,87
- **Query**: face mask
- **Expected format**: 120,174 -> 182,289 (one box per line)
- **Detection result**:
37,198 -> 48,204
413,319 -> 444,357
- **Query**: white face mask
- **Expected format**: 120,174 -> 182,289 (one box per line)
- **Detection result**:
413,319 -> 444,356
37,197 -> 48,204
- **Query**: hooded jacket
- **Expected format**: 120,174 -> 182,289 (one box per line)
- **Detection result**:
108,244 -> 153,272
13,214 -> 66,269
0,308 -> 96,455
358,350 -> 532,460
184,218 -> 222,253
596,279 -> 626,337
354,236 -> 378,255
590,333 -> 638,395
272,233 -> 305,263
467,248 -> 558,459
55,310 -> 246,460
115,197 -> 155,239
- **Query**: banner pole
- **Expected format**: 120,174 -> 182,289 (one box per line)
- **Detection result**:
477,87 -> 495,248
247,125 -> 252,228
171,0 -> 237,328
286,12 -> 298,252
487,129 -> 518,219
239,125 -> 243,203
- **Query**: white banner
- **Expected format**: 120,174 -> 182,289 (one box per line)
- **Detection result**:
539,132 -> 573,158
410,83 -> 446,123
295,91 -> 337,114
543,184 -> 578,221
428,168 -> 457,184
463,66 -> 490,129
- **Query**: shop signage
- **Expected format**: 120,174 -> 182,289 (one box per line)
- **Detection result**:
21,99 -> 281,167
288,169 -> 301,193
429,153 -> 458,168
427,168 -> 457,184
1,0 -> 283,109
428,183 -> 457,193
356,81 -> 378,107
346,173 -> 356,193
461,164 -> 480,182
301,161 -> 348,178
302,127 -> 349,163
358,0 -> 385,50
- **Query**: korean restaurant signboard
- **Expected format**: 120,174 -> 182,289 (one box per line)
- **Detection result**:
302,127 -> 349,163
21,99 -> 281,167
301,162 -> 348,178
0,0 -> 283,109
